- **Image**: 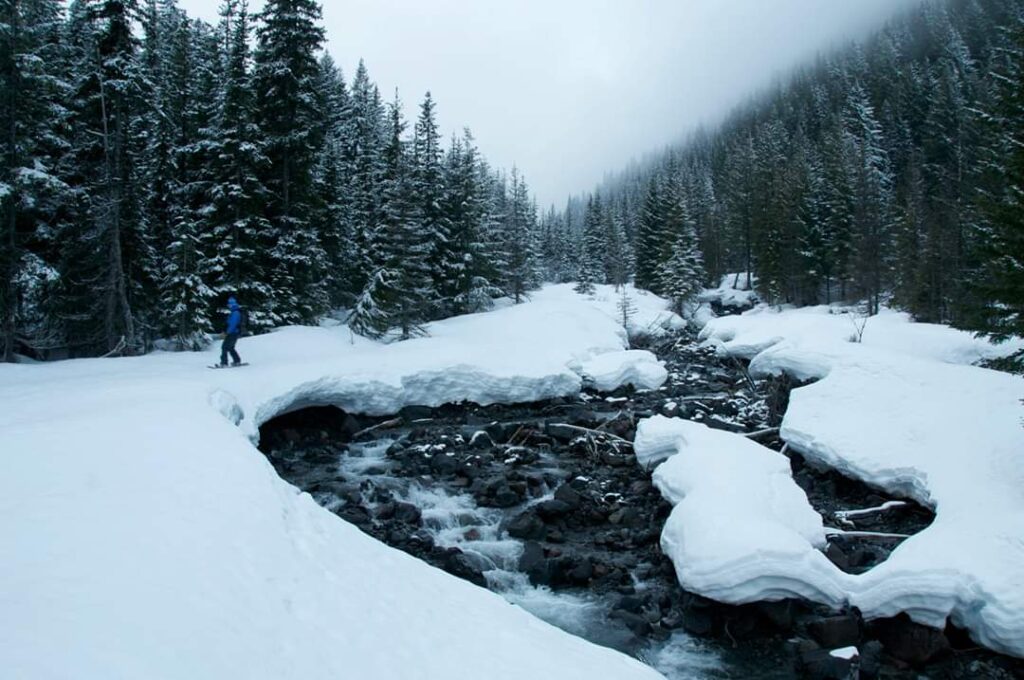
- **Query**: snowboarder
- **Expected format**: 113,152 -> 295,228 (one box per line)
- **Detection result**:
220,297 -> 243,367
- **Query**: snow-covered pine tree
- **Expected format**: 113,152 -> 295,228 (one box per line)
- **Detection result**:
59,0 -> 151,356
0,0 -> 71,360
503,167 -> 539,303
844,82 -> 895,315
312,53 -> 354,308
657,214 -> 706,316
204,0 -> 275,329
367,95 -> 431,339
633,177 -> 662,292
253,0 -> 328,324
158,13 -> 219,349
965,8 -> 1024,363
411,91 -> 452,317
344,59 -> 385,299
443,129 -> 499,314
574,194 -> 604,295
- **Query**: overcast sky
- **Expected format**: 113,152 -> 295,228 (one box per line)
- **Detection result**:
177,0 -> 920,209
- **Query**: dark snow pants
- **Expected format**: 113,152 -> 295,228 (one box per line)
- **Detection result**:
220,333 -> 241,365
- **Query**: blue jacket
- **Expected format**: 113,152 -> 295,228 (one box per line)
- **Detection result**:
226,300 -> 242,335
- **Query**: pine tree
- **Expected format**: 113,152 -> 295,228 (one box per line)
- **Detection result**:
444,129 -> 499,314
658,217 -> 706,316
503,167 -> 538,303
253,0 -> 327,323
205,0 -> 275,328
966,9 -> 1024,362
575,194 -> 604,295
1,0 -> 71,360
410,92 -> 452,317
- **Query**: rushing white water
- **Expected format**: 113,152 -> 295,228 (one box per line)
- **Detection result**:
338,440 -> 725,678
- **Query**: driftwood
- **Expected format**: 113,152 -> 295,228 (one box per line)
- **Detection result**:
351,417 -> 403,440
549,423 -> 633,447
825,528 -> 910,540
834,501 -> 907,522
744,427 -> 781,441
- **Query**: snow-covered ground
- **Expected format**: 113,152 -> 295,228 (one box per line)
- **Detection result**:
0,284 -> 671,680
637,303 -> 1024,658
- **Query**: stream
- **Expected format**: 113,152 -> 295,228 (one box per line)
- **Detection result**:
257,331 -> 1023,679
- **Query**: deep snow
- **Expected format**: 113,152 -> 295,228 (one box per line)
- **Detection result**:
637,303 -> 1024,659
0,285 -> 671,680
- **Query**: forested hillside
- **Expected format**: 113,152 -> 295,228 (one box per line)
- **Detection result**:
0,0 -> 541,360
549,0 -> 1023,352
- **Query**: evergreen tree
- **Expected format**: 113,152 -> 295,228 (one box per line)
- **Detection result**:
966,8 -> 1024,362
253,0 -> 327,323
1,0 -> 70,360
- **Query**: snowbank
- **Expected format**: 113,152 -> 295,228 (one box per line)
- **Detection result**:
579,349 -> 667,392
638,417 -> 843,605
0,284 -> 669,680
643,304 -> 1024,658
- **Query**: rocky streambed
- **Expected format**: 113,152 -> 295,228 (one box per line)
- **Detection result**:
258,332 -> 1023,680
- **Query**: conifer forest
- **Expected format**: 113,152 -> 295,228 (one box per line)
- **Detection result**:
2,0 -> 1023,365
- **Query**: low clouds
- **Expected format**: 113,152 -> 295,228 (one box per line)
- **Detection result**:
178,0 -> 920,208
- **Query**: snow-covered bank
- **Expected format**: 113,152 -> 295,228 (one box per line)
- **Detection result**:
639,303 -> 1024,658
0,284 -> 672,680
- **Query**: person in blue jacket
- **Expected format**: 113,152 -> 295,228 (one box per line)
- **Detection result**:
220,297 -> 243,366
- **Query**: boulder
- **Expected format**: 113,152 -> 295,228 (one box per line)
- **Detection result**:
506,510 -> 546,540
874,615 -> 949,666
807,614 -> 861,648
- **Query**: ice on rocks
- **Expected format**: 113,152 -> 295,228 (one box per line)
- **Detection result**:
0,283 -> 670,680
645,302 -> 1024,659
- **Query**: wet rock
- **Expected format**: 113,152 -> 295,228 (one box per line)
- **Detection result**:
873,615 -> 950,666
799,645 -> 859,679
757,600 -> 798,631
393,501 -> 422,525
429,453 -> 459,476
535,499 -> 573,520
545,422 -> 579,443
506,510 -> 546,540
519,541 -> 549,585
807,613 -> 861,648
609,609 -> 651,636
491,488 -> 521,508
681,607 -> 715,636
553,483 -> 582,510
399,405 -> 434,422
443,550 -> 486,587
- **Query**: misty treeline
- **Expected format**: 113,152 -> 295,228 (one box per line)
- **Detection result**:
0,0 -> 542,360
550,0 -> 1024,353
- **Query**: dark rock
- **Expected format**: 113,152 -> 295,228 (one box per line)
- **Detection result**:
609,609 -> 651,636
535,499 -> 573,520
874,615 -> 949,666
429,453 -> 459,476
681,607 -> 715,636
393,501 -> 422,525
492,488 -> 521,508
757,600 -> 798,631
484,422 -> 507,444
399,405 -> 434,422
799,646 -> 859,679
807,614 -> 861,648
506,510 -> 546,540
443,550 -> 486,587
519,541 -> 550,585
553,484 -> 583,509
825,542 -> 851,571
568,558 -> 593,583
858,640 -> 883,678
614,595 -> 645,614
545,422 -> 579,443
340,414 -> 363,439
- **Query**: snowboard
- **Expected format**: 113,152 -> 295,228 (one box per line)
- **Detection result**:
208,362 -> 250,369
